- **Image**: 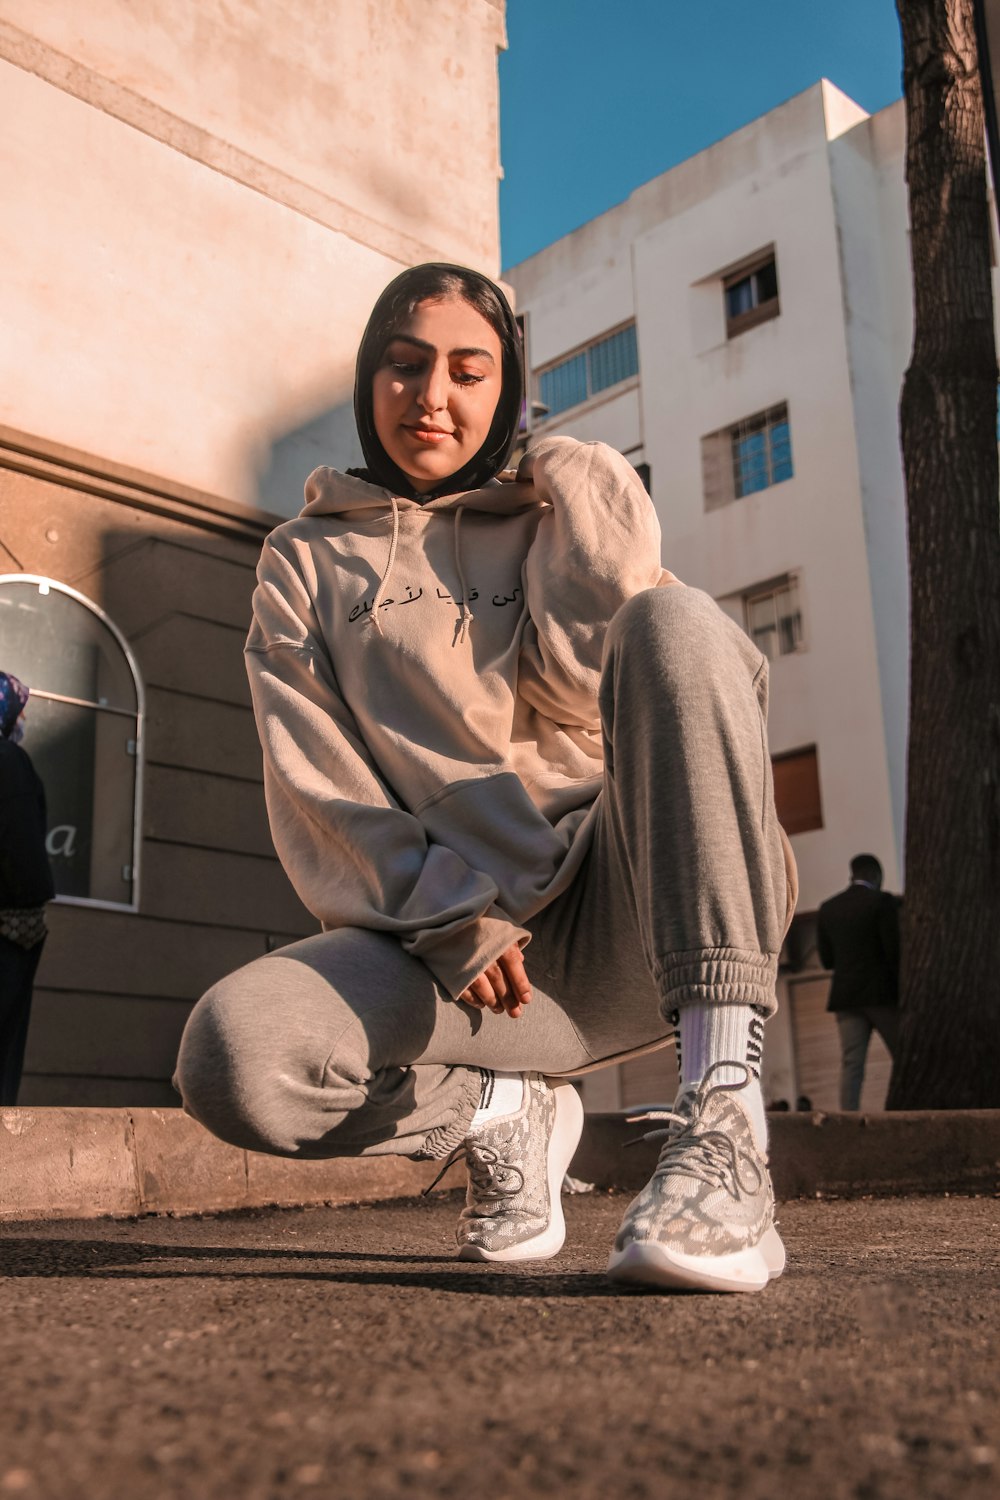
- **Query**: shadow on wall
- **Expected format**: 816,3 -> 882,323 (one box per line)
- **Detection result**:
17,347 -> 395,1102
256,393 -> 364,517
17,503 -> 318,1107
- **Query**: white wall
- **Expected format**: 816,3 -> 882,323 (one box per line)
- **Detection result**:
509,82 -> 906,911
536,387 -> 643,457
828,103 -> 911,872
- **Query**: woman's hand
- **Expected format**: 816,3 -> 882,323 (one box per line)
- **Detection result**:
515,449 -> 536,483
497,454 -> 535,485
459,944 -> 532,1018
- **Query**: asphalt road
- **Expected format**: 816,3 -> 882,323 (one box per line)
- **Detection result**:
1,1194 -> 997,1500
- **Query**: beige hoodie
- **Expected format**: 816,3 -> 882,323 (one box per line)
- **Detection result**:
246,436 -> 668,998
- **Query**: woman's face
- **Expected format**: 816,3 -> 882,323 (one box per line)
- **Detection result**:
371,296 -> 504,493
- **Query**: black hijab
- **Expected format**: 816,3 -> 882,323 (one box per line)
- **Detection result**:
350,263 -> 524,500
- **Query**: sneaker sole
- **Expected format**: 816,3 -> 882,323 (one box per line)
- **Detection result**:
457,1080 -> 585,1264
606,1224 -> 786,1294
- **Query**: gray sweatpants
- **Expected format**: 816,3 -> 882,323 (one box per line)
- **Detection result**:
176,587 -> 791,1162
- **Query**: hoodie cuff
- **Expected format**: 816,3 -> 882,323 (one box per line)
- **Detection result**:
404,905 -> 531,1001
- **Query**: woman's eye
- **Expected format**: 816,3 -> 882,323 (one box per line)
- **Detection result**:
453,371 -> 485,386
390,361 -> 421,374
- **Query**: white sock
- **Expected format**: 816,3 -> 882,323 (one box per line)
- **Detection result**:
674,1005 -> 768,1150
469,1070 -> 525,1131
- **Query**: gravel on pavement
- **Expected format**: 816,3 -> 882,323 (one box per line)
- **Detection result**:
1,1192 -> 997,1500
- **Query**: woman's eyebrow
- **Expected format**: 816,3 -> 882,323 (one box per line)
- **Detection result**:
389,333 -> 495,363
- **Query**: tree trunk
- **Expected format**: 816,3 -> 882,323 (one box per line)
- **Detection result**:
889,0 -> 1000,1107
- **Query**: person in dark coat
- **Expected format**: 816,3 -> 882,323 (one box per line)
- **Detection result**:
816,853 -> 901,1110
0,672 -> 55,1104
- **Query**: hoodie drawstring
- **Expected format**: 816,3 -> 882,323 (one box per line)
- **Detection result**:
368,495 -> 473,645
367,494 -> 401,636
453,505 -> 473,645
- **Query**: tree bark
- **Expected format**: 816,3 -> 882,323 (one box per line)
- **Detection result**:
889,0 -> 1000,1107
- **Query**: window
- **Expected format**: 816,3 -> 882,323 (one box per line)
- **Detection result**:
732,405 -> 793,497
724,252 -> 779,338
772,746 -> 823,835
0,575 -> 142,908
717,573 -> 804,662
702,403 -> 793,510
536,322 -> 639,418
619,447 -> 652,495
744,576 -> 803,661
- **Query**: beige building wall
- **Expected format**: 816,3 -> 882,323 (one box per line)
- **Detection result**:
0,0 -> 508,1105
0,0 -> 506,516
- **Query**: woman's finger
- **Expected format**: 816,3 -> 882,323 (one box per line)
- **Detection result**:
471,974 -> 503,1012
484,962 -> 508,1002
459,979 -> 488,1009
499,947 -> 532,1006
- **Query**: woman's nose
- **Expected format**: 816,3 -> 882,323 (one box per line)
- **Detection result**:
417,358 -> 449,413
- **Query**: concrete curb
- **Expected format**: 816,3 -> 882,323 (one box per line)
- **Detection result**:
574,1109 -> 1000,1199
0,1107 -> 445,1221
1,1106 -> 998,1222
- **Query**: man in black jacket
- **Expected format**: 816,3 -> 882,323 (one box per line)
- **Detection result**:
817,854 -> 901,1110
0,672 -> 55,1104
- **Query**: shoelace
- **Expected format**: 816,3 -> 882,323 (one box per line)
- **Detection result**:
421,1138 -> 525,1201
646,1121 -> 762,1199
465,1143 -> 525,1201
624,1061 -> 764,1199
422,1145 -> 463,1196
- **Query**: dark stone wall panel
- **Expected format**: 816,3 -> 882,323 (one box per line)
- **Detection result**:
24,991 -> 193,1078
144,763 -> 275,857
141,841 -> 315,934
134,611 -> 252,708
2,450 -> 316,1105
36,906 -> 271,999
16,1076 -> 180,1108
144,688 -> 262,780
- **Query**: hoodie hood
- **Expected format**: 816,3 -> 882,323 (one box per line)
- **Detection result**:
300,464 -> 545,641
300,465 -> 543,520
349,263 -> 524,501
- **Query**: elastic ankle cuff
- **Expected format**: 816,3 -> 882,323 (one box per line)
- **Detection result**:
411,1069 -> 482,1161
655,948 -> 778,1017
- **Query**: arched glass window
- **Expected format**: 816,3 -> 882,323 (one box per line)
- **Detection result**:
0,575 -> 142,909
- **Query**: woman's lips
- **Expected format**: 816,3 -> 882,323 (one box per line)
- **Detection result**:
405,426 -> 453,444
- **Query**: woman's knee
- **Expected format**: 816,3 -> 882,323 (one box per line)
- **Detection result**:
606,585 -> 763,685
175,965 -> 293,1152
175,929 -> 406,1154
610,583 -> 723,640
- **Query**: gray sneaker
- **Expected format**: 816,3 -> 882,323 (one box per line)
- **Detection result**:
456,1075 -> 585,1263
607,1064 -> 785,1293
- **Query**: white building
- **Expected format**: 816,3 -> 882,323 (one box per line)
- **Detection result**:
507,81 -> 918,1113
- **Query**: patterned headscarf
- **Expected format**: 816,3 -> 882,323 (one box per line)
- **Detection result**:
0,671 -> 29,744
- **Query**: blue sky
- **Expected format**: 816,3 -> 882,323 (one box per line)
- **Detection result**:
499,0 -> 904,269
